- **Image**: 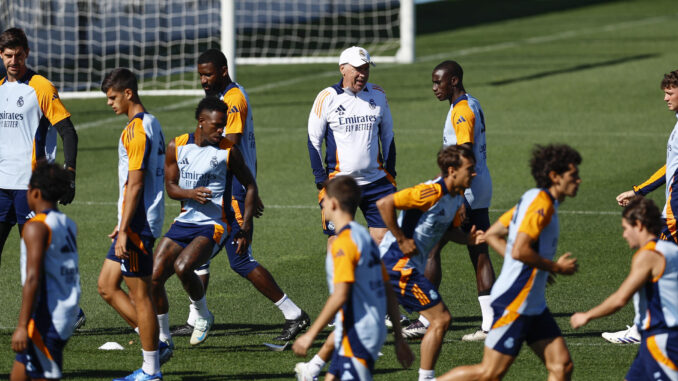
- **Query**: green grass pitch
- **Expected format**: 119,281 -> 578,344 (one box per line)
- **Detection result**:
1,0 -> 677,379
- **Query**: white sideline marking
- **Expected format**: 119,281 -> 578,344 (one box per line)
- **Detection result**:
71,200 -> 618,215
74,15 -> 671,132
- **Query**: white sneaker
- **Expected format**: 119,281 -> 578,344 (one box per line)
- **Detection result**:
402,320 -> 428,339
384,314 -> 411,329
294,362 -> 318,381
190,311 -> 214,346
461,329 -> 488,342
601,325 -> 640,344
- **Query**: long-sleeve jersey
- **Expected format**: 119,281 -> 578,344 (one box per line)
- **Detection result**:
308,80 -> 396,186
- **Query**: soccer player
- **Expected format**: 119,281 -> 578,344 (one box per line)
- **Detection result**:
609,70 -> 678,345
10,162 -> 80,381
307,46 -> 396,247
437,144 -> 581,381
0,27 -> 78,265
151,97 -> 260,347
378,144 -> 483,381
292,176 -> 414,380
171,48 -> 309,341
99,68 -> 166,381
404,60 -> 496,342
571,196 -> 678,381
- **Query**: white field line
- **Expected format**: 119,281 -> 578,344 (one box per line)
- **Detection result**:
75,14 -> 671,132
71,200 -> 618,215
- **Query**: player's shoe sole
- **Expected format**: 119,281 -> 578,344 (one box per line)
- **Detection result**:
190,312 -> 214,346
461,329 -> 488,342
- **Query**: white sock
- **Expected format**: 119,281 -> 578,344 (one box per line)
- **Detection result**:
418,368 -> 435,381
157,313 -> 170,342
418,315 -> 430,328
142,349 -> 160,375
478,295 -> 493,332
307,354 -> 326,376
187,302 -> 198,326
189,296 -> 210,319
134,327 -> 140,335
275,294 -> 303,320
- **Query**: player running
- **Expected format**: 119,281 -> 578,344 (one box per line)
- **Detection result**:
438,144 -> 581,381
378,144 -> 483,381
292,176 -> 413,380
152,97 -> 260,347
10,163 -> 81,381
571,196 -> 678,381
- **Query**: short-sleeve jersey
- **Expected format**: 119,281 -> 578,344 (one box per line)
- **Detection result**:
326,221 -> 388,362
173,133 -> 235,228
0,70 -> 70,189
634,239 -> 678,334
442,94 -> 491,209
490,188 -> 559,316
378,177 -> 464,272
117,112 -> 165,238
20,209 -> 80,340
219,82 -> 256,200
308,80 -> 396,186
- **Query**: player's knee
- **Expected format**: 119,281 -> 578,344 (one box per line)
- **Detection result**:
546,357 -> 573,378
97,278 -> 116,302
429,309 -> 451,331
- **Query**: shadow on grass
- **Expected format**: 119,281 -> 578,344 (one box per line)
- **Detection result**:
64,369 -> 133,378
417,0 -> 623,35
488,54 -> 660,86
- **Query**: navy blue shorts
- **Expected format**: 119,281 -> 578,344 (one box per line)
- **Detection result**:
381,245 -> 442,313
165,221 -> 227,249
0,188 -> 31,225
15,317 -> 68,379
319,176 -> 396,236
626,330 -> 678,381
460,200 -> 490,232
485,307 -> 562,357
327,352 -> 374,381
107,230 -> 155,277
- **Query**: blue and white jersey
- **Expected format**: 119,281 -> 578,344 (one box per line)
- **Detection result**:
378,177 -> 464,272
490,188 -> 559,316
327,221 -> 388,363
117,112 -> 165,238
634,239 -> 678,334
308,80 -> 396,186
173,133 -> 234,228
220,82 -> 256,200
20,209 -> 80,340
442,94 -> 491,209
0,70 -> 70,190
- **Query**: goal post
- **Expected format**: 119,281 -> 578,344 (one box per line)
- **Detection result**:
0,0 -> 415,98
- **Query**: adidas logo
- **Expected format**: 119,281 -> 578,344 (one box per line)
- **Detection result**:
335,105 -> 346,115
179,157 -> 189,165
229,105 -> 239,114
456,116 -> 467,124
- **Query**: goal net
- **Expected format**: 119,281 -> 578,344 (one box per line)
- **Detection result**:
0,0 -> 414,98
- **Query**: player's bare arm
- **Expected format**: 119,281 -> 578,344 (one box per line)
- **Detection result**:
228,145 -> 259,254
224,133 -> 241,146
377,194 -> 417,256
512,232 -> 578,275
383,268 -> 414,369
483,219 -> 508,258
116,169 -> 145,260
570,249 -> 660,329
165,138 -> 212,204
11,221 -> 48,353
292,282 -> 351,357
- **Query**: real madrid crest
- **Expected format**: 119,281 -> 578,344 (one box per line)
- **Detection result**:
210,156 -> 218,168
17,96 -> 24,107
369,99 -> 376,109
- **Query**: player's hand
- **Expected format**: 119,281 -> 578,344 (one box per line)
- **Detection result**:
397,238 -> 417,257
570,312 -> 589,329
468,225 -> 485,246
616,190 -> 636,207
108,225 -> 119,241
115,230 -> 129,260
11,326 -> 28,353
192,187 -> 212,204
59,169 -> 76,205
395,337 -> 414,369
255,195 -> 264,218
555,253 -> 578,275
233,229 -> 251,255
292,332 -> 313,357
